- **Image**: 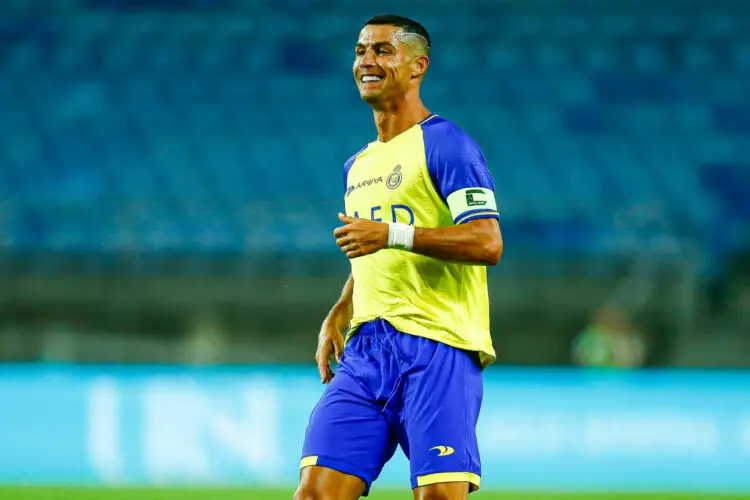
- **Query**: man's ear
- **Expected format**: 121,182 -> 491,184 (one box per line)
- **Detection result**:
411,55 -> 429,79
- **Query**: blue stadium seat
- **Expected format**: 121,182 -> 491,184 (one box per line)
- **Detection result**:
0,0 -> 747,263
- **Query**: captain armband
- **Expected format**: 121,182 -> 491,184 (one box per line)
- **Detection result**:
447,187 -> 499,225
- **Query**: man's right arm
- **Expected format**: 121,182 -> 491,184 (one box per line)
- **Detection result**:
329,273 -> 354,332
316,274 -> 354,383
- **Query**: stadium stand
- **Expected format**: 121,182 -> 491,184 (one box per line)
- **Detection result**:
0,0 -> 747,271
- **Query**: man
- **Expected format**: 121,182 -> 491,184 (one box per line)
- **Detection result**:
295,14 -> 503,500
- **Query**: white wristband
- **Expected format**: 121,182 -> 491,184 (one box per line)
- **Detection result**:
387,222 -> 415,251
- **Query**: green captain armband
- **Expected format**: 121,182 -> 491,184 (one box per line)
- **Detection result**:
447,187 -> 499,225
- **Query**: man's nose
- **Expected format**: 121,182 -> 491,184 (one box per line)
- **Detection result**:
360,49 -> 376,66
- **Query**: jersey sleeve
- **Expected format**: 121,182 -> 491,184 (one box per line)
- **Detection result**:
343,145 -> 368,194
424,123 -> 500,225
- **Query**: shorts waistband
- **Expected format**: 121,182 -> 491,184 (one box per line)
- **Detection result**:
355,319 -> 395,337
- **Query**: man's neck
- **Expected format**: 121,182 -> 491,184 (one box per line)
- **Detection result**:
372,96 -> 431,143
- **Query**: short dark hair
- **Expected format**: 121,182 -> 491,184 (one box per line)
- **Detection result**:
364,14 -> 431,54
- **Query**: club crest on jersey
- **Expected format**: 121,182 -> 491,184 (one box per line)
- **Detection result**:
386,165 -> 402,190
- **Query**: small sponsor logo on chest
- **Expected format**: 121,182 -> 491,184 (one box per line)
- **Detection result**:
346,165 -> 403,197
346,176 -> 382,197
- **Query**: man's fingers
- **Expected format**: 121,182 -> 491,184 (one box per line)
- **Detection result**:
319,363 -> 332,384
333,336 -> 344,363
345,245 -> 368,258
317,360 -> 329,384
333,226 -> 348,238
336,235 -> 350,248
338,213 -> 355,224
317,357 -> 329,384
316,342 -> 332,383
340,241 -> 357,253
333,214 -> 356,237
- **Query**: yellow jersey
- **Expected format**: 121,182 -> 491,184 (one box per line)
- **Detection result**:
343,114 -> 499,368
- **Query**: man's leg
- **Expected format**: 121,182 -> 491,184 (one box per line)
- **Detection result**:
295,465 -> 367,500
413,482 -> 470,500
297,365 -> 398,499
399,337 -> 484,499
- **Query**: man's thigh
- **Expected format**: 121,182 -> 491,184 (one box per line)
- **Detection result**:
295,465 -> 367,500
300,368 -> 398,497
413,482 -> 471,500
401,340 -> 484,493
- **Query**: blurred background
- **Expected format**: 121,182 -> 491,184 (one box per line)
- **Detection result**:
0,0 -> 749,498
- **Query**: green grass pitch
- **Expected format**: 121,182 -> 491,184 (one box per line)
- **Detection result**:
0,488 -> 745,500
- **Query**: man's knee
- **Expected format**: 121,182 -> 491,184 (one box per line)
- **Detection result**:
293,481 -> 328,500
294,475 -> 339,500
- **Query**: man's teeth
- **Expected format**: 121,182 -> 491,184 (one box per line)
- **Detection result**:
362,75 -> 383,83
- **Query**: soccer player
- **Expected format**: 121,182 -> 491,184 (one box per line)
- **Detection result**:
295,14 -> 503,500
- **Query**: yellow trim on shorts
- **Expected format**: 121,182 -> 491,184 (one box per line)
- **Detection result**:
416,472 -> 481,489
300,456 -> 318,469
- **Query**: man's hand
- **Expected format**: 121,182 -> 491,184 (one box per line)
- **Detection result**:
315,275 -> 354,384
334,213 -> 389,259
315,307 -> 347,384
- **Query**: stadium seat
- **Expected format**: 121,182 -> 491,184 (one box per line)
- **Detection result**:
0,0 -> 747,267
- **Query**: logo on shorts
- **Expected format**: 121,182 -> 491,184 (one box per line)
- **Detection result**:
386,165 -> 402,189
430,445 -> 455,457
465,188 -> 488,207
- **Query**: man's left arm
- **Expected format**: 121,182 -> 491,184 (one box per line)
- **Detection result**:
335,128 -> 503,265
412,217 -> 502,266
410,131 -> 503,265
334,213 -> 502,266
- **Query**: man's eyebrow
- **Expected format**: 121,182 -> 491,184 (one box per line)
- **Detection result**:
355,41 -> 396,48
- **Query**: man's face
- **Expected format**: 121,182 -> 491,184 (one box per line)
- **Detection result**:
352,25 -> 419,105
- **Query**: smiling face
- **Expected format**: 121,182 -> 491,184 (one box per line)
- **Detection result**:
352,24 -> 429,108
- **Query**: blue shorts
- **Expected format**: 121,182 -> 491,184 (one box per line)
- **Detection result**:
300,319 -> 483,496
